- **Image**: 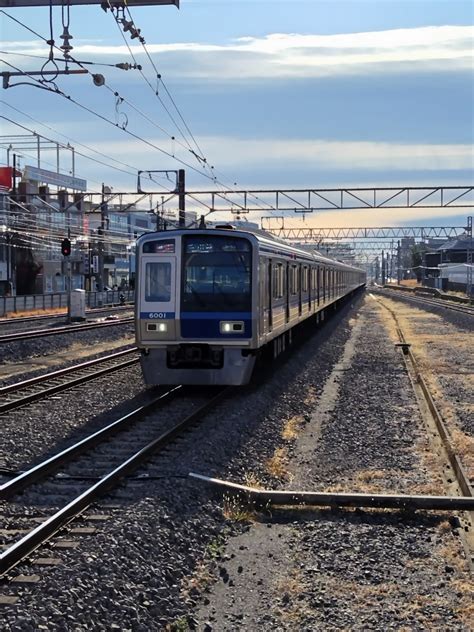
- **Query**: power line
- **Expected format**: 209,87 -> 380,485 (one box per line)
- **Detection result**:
0,11 -> 277,215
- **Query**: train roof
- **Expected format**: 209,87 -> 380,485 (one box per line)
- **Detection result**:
138,225 -> 364,273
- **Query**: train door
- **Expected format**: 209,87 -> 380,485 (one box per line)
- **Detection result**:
298,264 -> 303,316
322,266 -> 326,304
267,259 -> 273,331
140,254 -> 177,326
307,266 -> 311,312
317,266 -> 320,306
285,262 -> 290,323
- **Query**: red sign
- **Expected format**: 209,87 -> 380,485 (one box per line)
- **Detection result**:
0,167 -> 13,190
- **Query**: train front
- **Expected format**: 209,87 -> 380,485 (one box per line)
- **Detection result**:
135,230 -> 257,385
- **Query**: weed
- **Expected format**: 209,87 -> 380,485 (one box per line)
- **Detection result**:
222,494 -> 256,522
282,415 -> 304,441
166,616 -> 189,632
266,447 -> 291,481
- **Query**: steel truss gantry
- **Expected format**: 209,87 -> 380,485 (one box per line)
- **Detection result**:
178,185 -> 474,214
262,225 -> 470,243
10,185 -> 473,219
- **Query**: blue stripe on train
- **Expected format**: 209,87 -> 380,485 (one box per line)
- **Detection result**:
140,311 -> 175,319
181,312 -> 252,339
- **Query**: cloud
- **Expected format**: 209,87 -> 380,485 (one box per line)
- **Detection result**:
107,135 -> 471,172
3,25 -> 473,79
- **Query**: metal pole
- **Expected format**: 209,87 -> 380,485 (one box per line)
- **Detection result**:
6,234 -> 10,290
178,169 -> 185,228
467,216 -> 473,298
98,183 -> 107,292
397,240 -> 401,284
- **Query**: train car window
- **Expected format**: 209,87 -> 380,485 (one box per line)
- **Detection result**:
290,265 -> 298,295
182,235 -> 251,312
272,263 -> 284,299
302,266 -> 309,293
143,239 -> 175,254
145,262 -> 171,302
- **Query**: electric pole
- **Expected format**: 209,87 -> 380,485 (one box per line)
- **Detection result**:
178,169 -> 185,228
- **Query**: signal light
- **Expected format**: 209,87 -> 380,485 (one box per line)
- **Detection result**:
61,238 -> 71,257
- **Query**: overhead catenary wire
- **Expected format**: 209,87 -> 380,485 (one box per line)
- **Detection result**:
0,11 -> 278,216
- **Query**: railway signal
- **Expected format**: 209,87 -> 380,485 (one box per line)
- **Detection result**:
61,238 -> 72,257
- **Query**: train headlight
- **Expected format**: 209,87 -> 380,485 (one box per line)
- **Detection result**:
220,321 -> 244,334
147,322 -> 168,333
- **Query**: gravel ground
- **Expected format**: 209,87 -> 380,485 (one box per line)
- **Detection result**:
374,293 -> 474,478
1,292 -> 472,630
373,288 -> 474,333
0,320 -> 135,365
0,362 -> 147,475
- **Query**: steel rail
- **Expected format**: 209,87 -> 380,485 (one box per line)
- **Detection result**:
372,295 -> 473,570
0,386 -> 181,499
0,304 -> 133,326
0,349 -> 139,414
375,296 -> 473,498
0,317 -> 134,343
189,473 -> 474,511
377,288 -> 474,316
0,386 -> 231,578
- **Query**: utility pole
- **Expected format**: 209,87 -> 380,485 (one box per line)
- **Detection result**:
467,215 -> 472,299
98,183 -> 109,291
397,240 -> 401,284
381,250 -> 385,285
178,169 -> 185,228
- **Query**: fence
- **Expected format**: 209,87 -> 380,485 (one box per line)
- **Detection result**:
0,290 -> 135,317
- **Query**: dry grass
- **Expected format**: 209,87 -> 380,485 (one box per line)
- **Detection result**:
323,576 -> 399,600
374,296 -> 474,491
2,306 -> 67,319
282,415 -> 304,441
180,560 -> 214,602
221,494 -> 257,523
273,569 -> 311,625
438,541 -> 469,574
303,386 -> 318,406
452,579 -> 474,624
265,447 -> 292,481
451,428 -> 474,476
243,471 -> 264,489
399,280 -> 420,287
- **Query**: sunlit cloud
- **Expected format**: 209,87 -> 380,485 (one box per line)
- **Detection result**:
3,25 -> 473,79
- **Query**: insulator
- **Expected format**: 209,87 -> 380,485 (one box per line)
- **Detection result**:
60,26 -> 73,55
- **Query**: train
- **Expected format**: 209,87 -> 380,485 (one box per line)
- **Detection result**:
135,225 -> 366,385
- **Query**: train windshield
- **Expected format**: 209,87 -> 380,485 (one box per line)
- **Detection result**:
182,235 -> 252,312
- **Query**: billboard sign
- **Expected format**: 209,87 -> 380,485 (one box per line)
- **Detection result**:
23,165 -> 87,191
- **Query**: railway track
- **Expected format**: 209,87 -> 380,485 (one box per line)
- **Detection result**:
0,304 -> 133,327
372,294 -> 474,571
0,386 -> 231,580
376,287 -> 474,316
0,349 -> 139,415
0,317 -> 134,344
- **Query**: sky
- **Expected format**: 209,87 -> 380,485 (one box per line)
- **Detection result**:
0,0 -> 473,229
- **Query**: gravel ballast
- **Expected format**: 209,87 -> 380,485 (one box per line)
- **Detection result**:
1,292 -> 472,630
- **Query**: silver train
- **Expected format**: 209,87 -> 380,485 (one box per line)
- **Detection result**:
135,226 -> 366,385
